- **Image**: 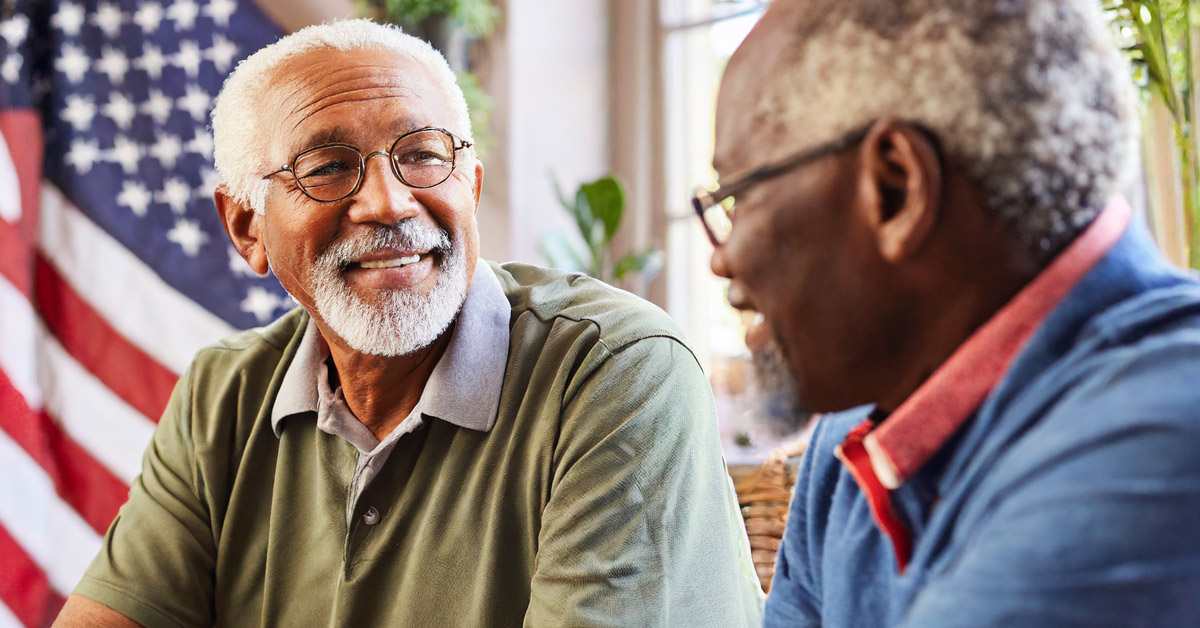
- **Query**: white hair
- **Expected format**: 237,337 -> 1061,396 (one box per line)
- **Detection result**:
749,0 -> 1139,258
211,19 -> 473,214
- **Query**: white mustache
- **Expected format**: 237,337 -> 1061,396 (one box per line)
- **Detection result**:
317,221 -> 452,271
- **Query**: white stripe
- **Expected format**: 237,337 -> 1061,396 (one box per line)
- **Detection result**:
0,129 -> 20,222
38,184 -> 236,374
0,428 -> 102,596
0,279 -> 153,483
0,274 -> 42,409
0,599 -> 24,628
37,323 -> 155,484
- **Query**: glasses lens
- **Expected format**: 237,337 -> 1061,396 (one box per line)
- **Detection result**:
293,145 -> 361,201
704,195 -> 735,243
391,130 -> 456,188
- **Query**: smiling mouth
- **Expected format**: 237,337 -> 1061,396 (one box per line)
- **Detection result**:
358,253 -> 423,269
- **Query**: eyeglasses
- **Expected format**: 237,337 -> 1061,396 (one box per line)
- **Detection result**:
692,125 -> 871,246
262,127 -> 473,203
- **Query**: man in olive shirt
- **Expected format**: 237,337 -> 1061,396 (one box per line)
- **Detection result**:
55,19 -> 762,628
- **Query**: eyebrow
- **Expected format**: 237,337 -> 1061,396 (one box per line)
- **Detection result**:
288,119 -> 431,157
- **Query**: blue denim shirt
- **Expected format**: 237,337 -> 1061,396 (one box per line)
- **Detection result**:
765,218 -> 1200,627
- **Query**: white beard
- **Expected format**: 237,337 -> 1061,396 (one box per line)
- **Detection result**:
306,221 -> 468,357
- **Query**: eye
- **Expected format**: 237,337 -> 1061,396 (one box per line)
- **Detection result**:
396,149 -> 450,166
301,158 -> 355,178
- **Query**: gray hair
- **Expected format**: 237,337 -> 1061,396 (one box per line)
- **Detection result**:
211,19 -> 473,214
749,0 -> 1139,257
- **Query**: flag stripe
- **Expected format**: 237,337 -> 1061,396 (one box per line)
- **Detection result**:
0,599 -> 27,628
0,524 -> 65,628
0,427 -> 102,596
0,373 -> 129,535
38,186 -> 236,375
0,274 -> 152,484
35,256 -> 177,421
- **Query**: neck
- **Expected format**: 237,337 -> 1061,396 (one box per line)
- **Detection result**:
876,197 -> 1043,413
324,326 -> 454,441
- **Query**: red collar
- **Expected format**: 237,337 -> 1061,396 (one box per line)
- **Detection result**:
861,196 -> 1132,489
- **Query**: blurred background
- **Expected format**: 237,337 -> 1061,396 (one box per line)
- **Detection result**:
1,0 -> 1197,623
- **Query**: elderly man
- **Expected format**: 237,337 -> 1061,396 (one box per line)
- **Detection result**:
55,19 -> 762,628
697,1 -> 1200,626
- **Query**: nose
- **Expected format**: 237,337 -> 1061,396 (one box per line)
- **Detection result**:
710,242 -> 732,279
345,151 -> 421,225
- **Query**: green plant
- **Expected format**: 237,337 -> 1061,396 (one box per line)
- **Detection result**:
542,175 -> 663,285
1106,0 -> 1200,268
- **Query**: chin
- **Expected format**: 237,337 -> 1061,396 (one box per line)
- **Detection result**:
749,336 -> 817,436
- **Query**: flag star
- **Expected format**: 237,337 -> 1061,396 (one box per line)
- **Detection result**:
241,287 -> 282,323
149,133 -> 183,169
167,218 -> 208,256
60,94 -> 96,131
157,177 -> 192,213
177,84 -> 210,120
134,43 -> 167,79
55,43 -> 90,83
172,40 -> 202,77
205,34 -> 238,72
186,127 -> 214,159
95,46 -> 129,84
92,3 -> 125,39
132,2 -> 164,33
229,246 -> 258,277
0,14 -> 29,48
102,92 -> 137,129
2,53 -> 21,83
117,180 -> 152,216
166,0 -> 200,31
203,0 -> 237,27
51,2 -> 86,36
140,89 -> 173,124
107,135 -> 142,173
65,138 -> 101,173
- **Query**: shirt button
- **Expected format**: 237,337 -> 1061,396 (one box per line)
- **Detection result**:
363,507 -> 380,526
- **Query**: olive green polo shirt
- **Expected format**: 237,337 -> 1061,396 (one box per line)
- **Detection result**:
75,261 -> 764,627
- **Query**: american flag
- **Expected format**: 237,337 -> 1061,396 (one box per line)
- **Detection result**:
0,0 -> 284,624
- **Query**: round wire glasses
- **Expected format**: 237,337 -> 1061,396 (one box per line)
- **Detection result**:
262,127 -> 473,203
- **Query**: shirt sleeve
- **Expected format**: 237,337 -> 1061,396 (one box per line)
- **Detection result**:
522,336 -> 764,628
897,347 -> 1200,628
72,366 -> 216,628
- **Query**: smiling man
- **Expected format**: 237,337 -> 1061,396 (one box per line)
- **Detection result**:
697,0 -> 1200,626
53,20 -> 762,628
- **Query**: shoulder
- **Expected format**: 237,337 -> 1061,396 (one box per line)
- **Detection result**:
488,261 -> 694,365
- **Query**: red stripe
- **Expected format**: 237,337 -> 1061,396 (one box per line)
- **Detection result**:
0,370 -> 130,536
0,213 -> 32,298
0,110 -> 42,299
836,419 -> 913,572
0,523 -> 65,628
35,256 -> 177,421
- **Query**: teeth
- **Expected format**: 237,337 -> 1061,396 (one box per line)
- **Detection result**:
360,254 -> 422,269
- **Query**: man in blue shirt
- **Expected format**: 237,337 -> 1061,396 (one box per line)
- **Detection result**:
693,0 -> 1200,625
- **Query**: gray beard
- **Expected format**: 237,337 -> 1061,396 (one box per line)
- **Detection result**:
750,336 -> 816,436
307,221 -> 468,357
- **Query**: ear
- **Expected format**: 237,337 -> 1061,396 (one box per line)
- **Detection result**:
471,160 -> 484,214
215,183 -> 270,276
857,120 -> 942,262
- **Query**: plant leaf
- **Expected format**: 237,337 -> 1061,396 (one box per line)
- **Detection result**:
541,231 -> 588,275
580,176 -> 625,243
613,249 -> 663,281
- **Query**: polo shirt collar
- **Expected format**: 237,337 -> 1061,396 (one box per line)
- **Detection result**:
857,196 -> 1133,489
271,261 -> 511,435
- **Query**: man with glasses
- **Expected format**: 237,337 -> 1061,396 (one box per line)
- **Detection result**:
55,19 -> 762,627
700,1 -> 1200,626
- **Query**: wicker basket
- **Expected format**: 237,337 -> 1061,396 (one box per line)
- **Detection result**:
729,440 -> 807,592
